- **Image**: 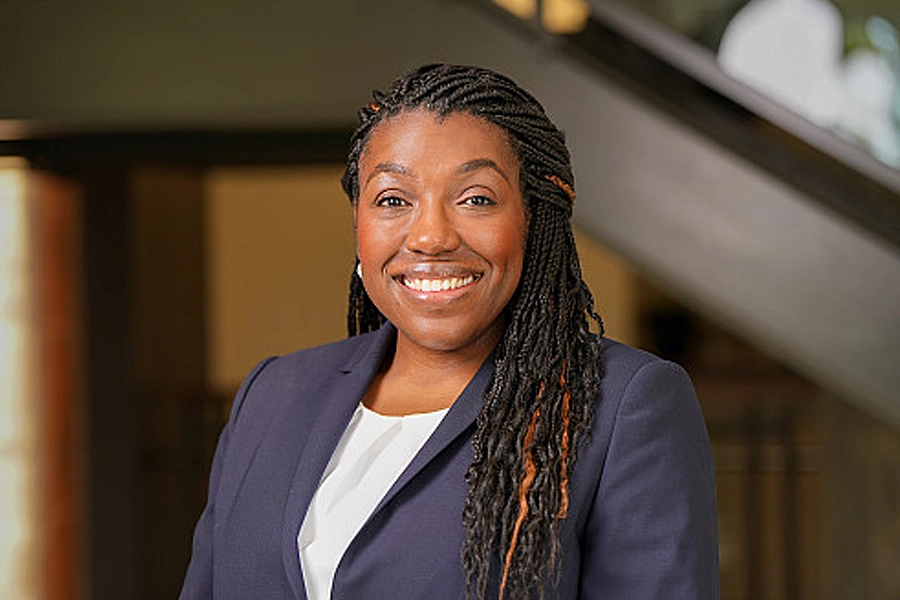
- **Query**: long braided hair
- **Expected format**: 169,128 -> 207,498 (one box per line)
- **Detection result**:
341,64 -> 604,599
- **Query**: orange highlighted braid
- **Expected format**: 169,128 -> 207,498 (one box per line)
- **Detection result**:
499,407 -> 541,600
543,173 -> 576,205
557,361 -> 572,520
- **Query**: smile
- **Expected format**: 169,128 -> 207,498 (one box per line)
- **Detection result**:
400,274 -> 478,292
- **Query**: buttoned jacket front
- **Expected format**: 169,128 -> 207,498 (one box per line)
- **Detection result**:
179,325 -> 719,600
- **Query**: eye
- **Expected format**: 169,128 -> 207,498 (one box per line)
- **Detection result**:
375,195 -> 408,208
461,194 -> 496,207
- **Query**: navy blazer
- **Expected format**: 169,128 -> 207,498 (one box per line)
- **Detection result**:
179,325 -> 719,599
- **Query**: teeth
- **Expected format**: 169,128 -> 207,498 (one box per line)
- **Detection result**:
403,275 -> 475,292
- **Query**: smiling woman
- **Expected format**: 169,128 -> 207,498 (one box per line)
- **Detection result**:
179,64 -> 720,600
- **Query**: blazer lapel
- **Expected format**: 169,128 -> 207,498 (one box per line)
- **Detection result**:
279,326 -> 395,600
367,355 -> 492,521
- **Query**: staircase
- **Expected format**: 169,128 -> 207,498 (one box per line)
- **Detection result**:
481,0 -> 900,427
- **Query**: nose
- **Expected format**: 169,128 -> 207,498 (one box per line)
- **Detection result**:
404,200 -> 461,255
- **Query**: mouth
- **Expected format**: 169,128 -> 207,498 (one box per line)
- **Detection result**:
398,273 -> 480,293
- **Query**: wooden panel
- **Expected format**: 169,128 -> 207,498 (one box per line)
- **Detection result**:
35,171 -> 85,600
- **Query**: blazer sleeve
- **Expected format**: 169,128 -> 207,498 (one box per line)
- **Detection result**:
579,360 -> 720,599
178,357 -> 276,600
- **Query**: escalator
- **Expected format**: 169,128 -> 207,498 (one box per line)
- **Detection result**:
478,0 -> 900,427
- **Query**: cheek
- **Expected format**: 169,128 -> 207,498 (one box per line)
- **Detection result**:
355,216 -> 402,273
354,217 -> 382,261
479,220 -> 527,277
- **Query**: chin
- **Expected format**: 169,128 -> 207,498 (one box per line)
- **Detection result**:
396,318 -> 505,357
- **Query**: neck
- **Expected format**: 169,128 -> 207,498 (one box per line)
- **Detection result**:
363,327 -> 500,416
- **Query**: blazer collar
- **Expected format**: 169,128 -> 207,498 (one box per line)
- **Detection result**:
368,352 -> 490,513
280,324 -> 493,599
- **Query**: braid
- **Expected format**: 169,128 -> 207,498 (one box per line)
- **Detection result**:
342,64 -> 604,599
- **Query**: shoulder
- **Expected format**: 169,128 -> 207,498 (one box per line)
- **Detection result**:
597,338 -> 693,401
228,329 -> 388,421
598,337 -> 663,376
570,336 -> 711,513
264,330 -> 380,378
585,337 -> 704,461
572,340 -> 720,596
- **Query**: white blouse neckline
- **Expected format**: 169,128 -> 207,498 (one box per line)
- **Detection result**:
297,402 -> 449,600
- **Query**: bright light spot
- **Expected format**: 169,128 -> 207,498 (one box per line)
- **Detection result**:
0,161 -> 39,599
491,0 -> 536,20
542,0 -> 590,34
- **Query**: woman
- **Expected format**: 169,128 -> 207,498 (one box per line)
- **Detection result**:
180,64 -> 719,600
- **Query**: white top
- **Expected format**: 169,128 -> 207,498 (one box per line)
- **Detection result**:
297,403 -> 448,600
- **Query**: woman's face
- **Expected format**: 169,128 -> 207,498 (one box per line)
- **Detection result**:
355,109 -> 527,358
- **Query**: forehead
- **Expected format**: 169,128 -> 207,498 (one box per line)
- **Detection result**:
359,109 -> 519,173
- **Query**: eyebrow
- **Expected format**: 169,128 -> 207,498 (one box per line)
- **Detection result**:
364,157 -> 512,187
365,162 -> 413,186
458,158 -> 511,183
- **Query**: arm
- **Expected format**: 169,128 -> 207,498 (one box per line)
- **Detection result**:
580,360 -> 719,599
178,357 -> 276,600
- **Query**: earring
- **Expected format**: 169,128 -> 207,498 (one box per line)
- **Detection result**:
356,263 -> 363,279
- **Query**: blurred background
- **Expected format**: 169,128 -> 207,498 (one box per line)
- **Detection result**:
1,0 -> 899,598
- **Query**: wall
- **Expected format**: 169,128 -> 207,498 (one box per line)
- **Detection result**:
823,393 -> 900,600
0,162 -> 40,600
0,0 -> 525,130
204,165 -> 356,390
